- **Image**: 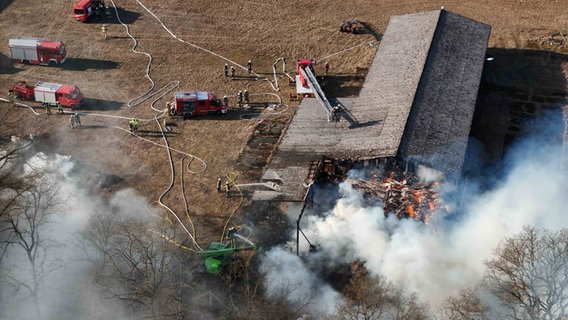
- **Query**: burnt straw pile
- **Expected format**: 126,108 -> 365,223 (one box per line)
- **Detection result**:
346,168 -> 447,223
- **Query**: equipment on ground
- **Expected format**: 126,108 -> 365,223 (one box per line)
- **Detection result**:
295,59 -> 334,121
10,81 -> 85,109
73,0 -> 106,22
198,227 -> 257,275
8,37 -> 66,66
340,18 -> 361,34
169,91 -> 227,119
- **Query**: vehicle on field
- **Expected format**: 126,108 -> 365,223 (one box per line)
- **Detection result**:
8,37 -> 66,66
169,91 -> 227,119
340,18 -> 361,33
10,81 -> 85,109
73,0 -> 106,21
197,227 -> 257,275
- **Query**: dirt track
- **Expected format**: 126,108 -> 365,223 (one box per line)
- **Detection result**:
1,0 -> 568,244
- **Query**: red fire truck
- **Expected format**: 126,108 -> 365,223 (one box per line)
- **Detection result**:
8,38 -> 67,66
10,81 -> 85,109
169,91 -> 227,119
73,0 -> 105,21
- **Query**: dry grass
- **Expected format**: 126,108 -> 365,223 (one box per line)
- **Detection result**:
1,0 -> 568,244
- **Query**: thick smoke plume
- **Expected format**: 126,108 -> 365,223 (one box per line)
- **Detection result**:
261,247 -> 339,315
262,110 -> 568,310
0,151 -> 150,320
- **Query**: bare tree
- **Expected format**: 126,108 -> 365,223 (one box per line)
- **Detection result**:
439,286 -> 488,320
0,164 -> 65,320
224,252 -> 313,320
82,211 -> 193,319
439,226 -> 568,320
0,138 -> 34,264
484,226 -> 568,320
334,269 -> 429,320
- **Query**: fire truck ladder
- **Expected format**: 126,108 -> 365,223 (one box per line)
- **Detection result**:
299,66 -> 333,122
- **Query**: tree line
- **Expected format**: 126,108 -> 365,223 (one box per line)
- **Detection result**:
1,134 -> 567,319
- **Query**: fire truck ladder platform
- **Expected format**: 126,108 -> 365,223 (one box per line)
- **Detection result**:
299,66 -> 333,122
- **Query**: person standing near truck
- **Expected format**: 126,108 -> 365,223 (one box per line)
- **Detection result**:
237,91 -> 243,107
74,113 -> 81,126
244,90 -> 250,104
43,102 -> 51,115
101,24 -> 108,40
70,114 -> 76,128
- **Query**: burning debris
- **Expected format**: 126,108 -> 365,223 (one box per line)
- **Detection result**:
346,166 -> 445,223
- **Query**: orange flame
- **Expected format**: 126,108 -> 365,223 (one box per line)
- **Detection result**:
411,190 -> 422,203
429,201 -> 436,211
406,205 -> 415,218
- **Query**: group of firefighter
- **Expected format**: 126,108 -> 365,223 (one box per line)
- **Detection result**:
224,60 -> 253,79
216,177 -> 232,197
41,101 -> 64,115
8,93 -> 85,128
221,89 -> 250,109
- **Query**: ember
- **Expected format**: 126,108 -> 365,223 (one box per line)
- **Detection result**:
346,167 -> 445,222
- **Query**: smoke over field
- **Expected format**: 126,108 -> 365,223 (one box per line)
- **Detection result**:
0,151 -> 150,320
262,110 -> 568,312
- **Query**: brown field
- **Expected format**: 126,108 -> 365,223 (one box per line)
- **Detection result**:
1,0 -> 568,246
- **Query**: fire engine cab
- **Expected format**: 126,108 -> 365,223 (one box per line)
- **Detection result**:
73,0 -> 105,21
170,91 -> 227,119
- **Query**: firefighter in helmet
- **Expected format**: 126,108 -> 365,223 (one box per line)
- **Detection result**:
57,101 -> 63,114
74,113 -> 81,126
230,66 -> 236,78
43,102 -> 51,115
8,91 -> 17,108
244,90 -> 250,104
237,91 -> 243,107
247,60 -> 253,74
223,95 -> 229,108
332,105 -> 340,122
129,118 -> 138,133
101,24 -> 108,39
225,181 -> 231,197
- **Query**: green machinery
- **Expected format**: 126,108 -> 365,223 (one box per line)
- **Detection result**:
199,227 -> 257,275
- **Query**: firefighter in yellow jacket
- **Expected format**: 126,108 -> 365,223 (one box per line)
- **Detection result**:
101,24 -> 108,39
129,118 -> 139,133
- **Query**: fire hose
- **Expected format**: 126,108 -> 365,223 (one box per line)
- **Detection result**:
108,0 -> 207,250
132,0 -> 280,92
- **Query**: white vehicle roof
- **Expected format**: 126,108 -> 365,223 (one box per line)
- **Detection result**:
35,82 -> 63,93
9,37 -> 43,48
175,91 -> 211,101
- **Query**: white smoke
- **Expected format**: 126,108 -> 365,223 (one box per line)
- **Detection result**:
260,247 -> 339,315
0,152 -> 146,320
271,114 -> 568,308
417,165 -> 444,183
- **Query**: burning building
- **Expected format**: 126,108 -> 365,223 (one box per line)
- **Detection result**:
254,9 -> 491,205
